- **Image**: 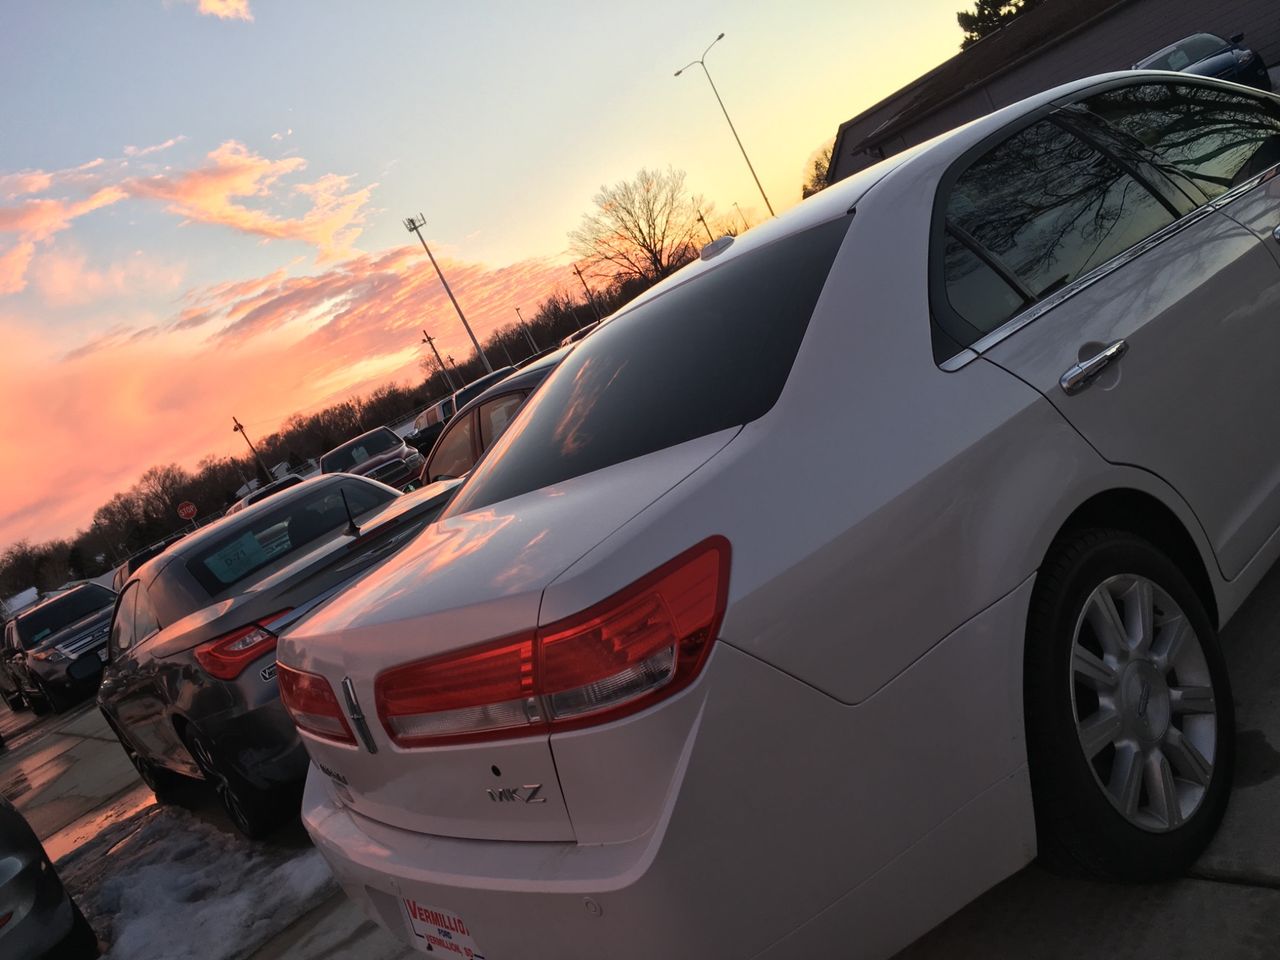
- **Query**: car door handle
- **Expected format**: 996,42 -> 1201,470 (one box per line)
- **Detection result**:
1060,339 -> 1128,396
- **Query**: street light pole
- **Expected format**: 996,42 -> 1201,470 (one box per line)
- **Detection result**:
572,263 -> 600,323
675,33 -> 775,218
733,201 -> 750,230
421,330 -> 458,391
232,416 -> 271,481
515,307 -> 540,353
696,209 -> 715,243
405,214 -> 493,373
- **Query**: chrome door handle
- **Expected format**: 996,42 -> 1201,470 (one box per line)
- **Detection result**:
1060,339 -> 1128,396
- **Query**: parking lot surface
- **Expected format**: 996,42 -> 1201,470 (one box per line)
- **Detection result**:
3,547 -> 1280,959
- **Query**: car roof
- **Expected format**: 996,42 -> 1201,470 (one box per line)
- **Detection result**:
321,426 -> 400,457
448,347 -> 570,423
14,582 -> 112,620
1136,33 -> 1227,65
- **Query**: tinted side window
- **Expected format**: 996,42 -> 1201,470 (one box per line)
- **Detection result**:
943,231 -> 1028,337
428,415 -> 476,481
111,586 -> 138,656
947,119 -> 1177,303
449,217 -> 850,515
478,393 -> 526,449
1082,83 -> 1280,200
134,588 -> 161,644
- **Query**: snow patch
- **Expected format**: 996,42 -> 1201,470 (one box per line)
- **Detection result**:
57,800 -> 336,960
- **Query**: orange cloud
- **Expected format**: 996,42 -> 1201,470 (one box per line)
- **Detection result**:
0,241 -> 35,295
197,0 -> 252,21
0,187 -> 126,242
126,141 -> 373,259
0,171 -> 54,200
31,248 -> 186,308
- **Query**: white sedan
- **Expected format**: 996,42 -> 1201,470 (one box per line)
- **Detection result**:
278,71 -> 1280,958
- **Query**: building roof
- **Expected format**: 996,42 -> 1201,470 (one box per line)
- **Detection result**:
831,0 -> 1132,178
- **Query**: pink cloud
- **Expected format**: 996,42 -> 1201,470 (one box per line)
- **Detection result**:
126,141 -> 373,259
0,241 -> 36,295
0,242 -> 571,544
31,247 -> 186,308
124,135 -> 188,158
0,171 -> 54,200
196,0 -> 252,21
0,187 -> 126,241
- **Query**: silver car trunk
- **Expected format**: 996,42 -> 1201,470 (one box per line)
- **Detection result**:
281,431 -> 736,842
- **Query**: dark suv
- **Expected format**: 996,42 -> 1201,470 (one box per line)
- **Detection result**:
2,584 -> 116,713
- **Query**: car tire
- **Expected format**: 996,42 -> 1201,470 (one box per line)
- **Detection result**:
26,687 -> 51,717
1025,528 -> 1234,881
2,689 -> 24,712
181,726 -> 290,840
58,900 -> 100,959
103,713 -> 185,805
37,679 -> 72,714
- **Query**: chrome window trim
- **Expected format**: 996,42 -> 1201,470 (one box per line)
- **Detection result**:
1208,163 -> 1280,210
941,203 -> 1218,369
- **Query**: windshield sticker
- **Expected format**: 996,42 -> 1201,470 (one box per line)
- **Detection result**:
202,531 -> 271,584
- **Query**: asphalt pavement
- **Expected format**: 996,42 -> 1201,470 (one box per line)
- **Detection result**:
5,541 -> 1280,958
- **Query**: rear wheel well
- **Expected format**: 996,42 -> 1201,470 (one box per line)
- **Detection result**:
1050,489 -> 1218,626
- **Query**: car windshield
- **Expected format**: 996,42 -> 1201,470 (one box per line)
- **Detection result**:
15,585 -> 115,649
246,475 -> 302,504
320,429 -> 400,473
185,479 -> 396,595
1138,34 -> 1227,70
447,216 -> 851,515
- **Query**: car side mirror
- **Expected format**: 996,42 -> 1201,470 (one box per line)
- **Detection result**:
1231,32 -> 1245,44
67,651 -> 105,684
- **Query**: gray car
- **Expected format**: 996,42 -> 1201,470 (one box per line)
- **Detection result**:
93,473 -> 459,838
2,584 -> 116,714
0,795 -> 97,958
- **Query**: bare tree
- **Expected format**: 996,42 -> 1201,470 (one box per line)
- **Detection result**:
801,142 -> 834,199
569,167 -> 705,284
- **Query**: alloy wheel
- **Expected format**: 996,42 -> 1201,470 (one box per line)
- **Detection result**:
187,732 -> 252,834
1069,574 -> 1218,832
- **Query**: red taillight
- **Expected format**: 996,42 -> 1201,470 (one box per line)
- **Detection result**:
193,610 -> 292,681
374,536 -> 730,748
0,910 -> 11,930
278,662 -> 356,745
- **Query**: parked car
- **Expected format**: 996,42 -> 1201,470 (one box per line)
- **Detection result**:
418,347 -> 569,484
225,474 -> 305,515
558,319 -> 600,346
404,368 -> 519,456
110,534 -> 185,592
278,72 -> 1280,958
0,795 -> 97,958
319,427 -> 423,492
94,474 -> 460,837
1134,32 -> 1271,90
1,584 -> 115,714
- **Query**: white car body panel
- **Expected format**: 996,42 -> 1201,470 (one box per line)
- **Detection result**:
281,70 -> 1280,958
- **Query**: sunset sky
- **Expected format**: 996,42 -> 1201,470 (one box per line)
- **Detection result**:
0,0 -> 966,546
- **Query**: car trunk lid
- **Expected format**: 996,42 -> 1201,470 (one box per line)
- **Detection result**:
279,429 -> 736,841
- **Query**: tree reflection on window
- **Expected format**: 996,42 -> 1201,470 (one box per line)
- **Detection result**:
1082,83 -> 1280,199
947,119 -> 1176,298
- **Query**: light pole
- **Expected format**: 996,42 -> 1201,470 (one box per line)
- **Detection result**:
572,263 -> 600,323
232,416 -> 271,481
696,209 -> 715,243
405,214 -> 493,373
675,33 -> 775,218
421,330 -> 458,391
515,306 -> 540,353
733,201 -> 750,230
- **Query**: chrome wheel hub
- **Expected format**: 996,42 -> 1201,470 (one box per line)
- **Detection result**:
1070,574 -> 1217,832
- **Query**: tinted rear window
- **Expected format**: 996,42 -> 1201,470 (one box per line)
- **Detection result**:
185,479 -> 395,595
447,217 -> 850,514
320,428 -> 400,473
16,585 -> 115,648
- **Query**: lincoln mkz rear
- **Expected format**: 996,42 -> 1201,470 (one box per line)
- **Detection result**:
277,72 -> 1280,958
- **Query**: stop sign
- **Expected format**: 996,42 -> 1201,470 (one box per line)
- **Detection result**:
177,501 -> 198,520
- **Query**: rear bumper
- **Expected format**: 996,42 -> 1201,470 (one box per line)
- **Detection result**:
303,578 -> 1039,960
201,686 -> 309,789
